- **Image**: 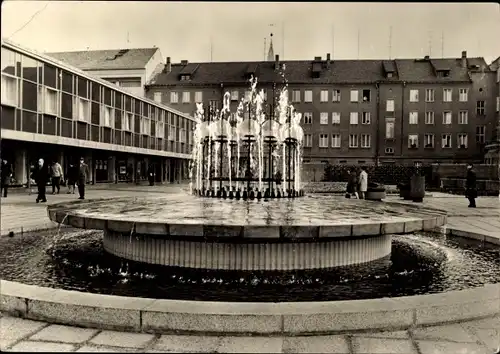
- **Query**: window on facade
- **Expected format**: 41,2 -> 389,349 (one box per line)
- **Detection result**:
153,92 -> 162,103
385,147 -> 394,154
362,89 -> 371,102
385,119 -> 395,139
195,91 -> 203,103
458,133 -> 468,148
43,87 -> 58,116
1,74 -> 17,107
424,134 -> 434,148
408,134 -> 418,148
304,90 -> 313,103
101,105 -> 113,127
170,92 -> 179,103
349,134 -> 358,148
156,122 -> 165,138
361,112 -> 371,124
182,91 -> 190,103
425,111 -> 434,125
168,124 -> 175,141
442,111 -> 452,125
303,112 -> 313,124
409,111 -> 418,125
320,112 -> 329,125
361,134 -> 371,148
458,111 -> 468,124
319,134 -> 329,147
409,89 -> 419,102
292,90 -> 301,102
443,89 -> 452,102
141,118 -> 150,135
386,99 -> 394,112
350,90 -> 359,102
332,89 -> 341,102
350,112 -> 358,125
77,98 -> 90,122
496,97 -> 500,112
230,90 -> 239,101
459,88 -> 468,102
331,134 -> 341,148
476,126 -> 485,143
243,90 -> 251,101
180,128 -> 186,143
332,112 -> 340,124
122,112 -> 132,131
425,89 -> 435,102
442,134 -> 452,148
476,100 -> 485,115
320,90 -> 328,102
304,134 -> 312,147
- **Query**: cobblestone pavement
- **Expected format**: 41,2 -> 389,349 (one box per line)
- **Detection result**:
1,315 -> 499,353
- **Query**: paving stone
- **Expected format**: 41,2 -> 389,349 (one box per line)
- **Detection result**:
411,324 -> 478,342
351,337 -> 417,354
216,336 -> 283,353
282,335 -> 350,353
471,328 -> 500,352
352,330 -> 409,339
8,340 -> 76,352
416,340 -> 489,354
0,317 -> 47,350
462,316 -> 500,330
29,324 -> 99,343
90,330 -> 155,348
76,344 -> 133,352
152,335 -> 219,352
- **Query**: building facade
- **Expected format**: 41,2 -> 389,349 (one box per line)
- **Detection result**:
46,47 -> 165,97
145,52 -> 498,180
1,39 -> 193,187
484,56 -> 500,165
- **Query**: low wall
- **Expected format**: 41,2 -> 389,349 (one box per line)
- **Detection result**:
303,182 -> 399,194
440,178 -> 500,196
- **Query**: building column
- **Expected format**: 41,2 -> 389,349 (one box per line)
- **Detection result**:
108,156 -> 116,183
15,149 -> 27,185
160,159 -> 165,184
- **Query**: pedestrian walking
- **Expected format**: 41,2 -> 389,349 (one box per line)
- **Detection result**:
50,160 -> 64,194
465,164 -> 477,208
148,164 -> 155,186
66,163 -> 78,194
358,167 -> 368,200
77,157 -> 89,200
31,158 -> 48,203
346,169 -> 359,199
1,159 -> 12,198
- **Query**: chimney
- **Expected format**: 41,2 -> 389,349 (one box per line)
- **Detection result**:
166,57 -> 171,73
314,56 -> 322,61
424,55 -> 430,60
181,60 -> 188,65
461,50 -> 467,68
275,54 -> 280,70
326,53 -> 331,68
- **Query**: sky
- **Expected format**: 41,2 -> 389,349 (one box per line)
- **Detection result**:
1,1 -> 500,64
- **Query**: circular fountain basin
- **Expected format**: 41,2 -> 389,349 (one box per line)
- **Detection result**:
47,195 -> 447,271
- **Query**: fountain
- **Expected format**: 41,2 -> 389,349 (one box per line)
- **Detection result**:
189,73 -> 304,200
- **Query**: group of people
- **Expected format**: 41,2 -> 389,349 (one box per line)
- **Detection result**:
345,167 -> 369,199
30,157 -> 89,203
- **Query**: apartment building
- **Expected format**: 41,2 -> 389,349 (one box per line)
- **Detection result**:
1,39 -> 193,186
144,51 -> 498,170
484,56 -> 500,165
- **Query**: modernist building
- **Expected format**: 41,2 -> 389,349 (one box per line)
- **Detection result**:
46,47 -> 165,97
1,39 -> 193,186
145,49 -> 498,180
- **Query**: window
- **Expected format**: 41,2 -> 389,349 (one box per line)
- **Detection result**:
179,128 -> 186,143
441,134 -> 452,148
77,98 -> 90,122
331,134 -> 341,148
424,134 -> 434,148
141,118 -> 150,135
408,134 -> 418,148
409,89 -> 419,102
476,126 -> 485,143
304,134 -> 312,147
442,111 -> 452,125
319,134 -> 329,148
459,88 -> 468,102
182,91 -> 190,103
385,119 -> 395,139
122,112 -> 133,131
100,105 -> 113,127
230,90 -> 239,101
386,99 -> 394,112
320,90 -> 328,102
292,90 -> 301,102
304,90 -> 313,103
156,122 -> 165,138
303,112 -> 313,124
458,111 -> 468,124
385,147 -> 394,154
332,89 -> 341,102
361,112 -> 370,124
476,101 -> 485,115
350,112 -> 358,125
443,89 -> 452,102
409,111 -> 418,125
195,91 -> 203,103
350,90 -> 359,102
425,111 -> 434,125
44,87 -> 58,115
180,75 -> 190,81
244,90 -> 251,101
168,125 -> 175,141
458,133 -> 468,148
496,97 -> 500,112
362,89 -> 371,102
361,134 -> 371,148
153,92 -> 162,103
425,89 -> 435,102
349,134 -> 358,148
1,74 -> 17,106
170,92 -> 179,103
331,112 -> 340,124
320,112 -> 329,125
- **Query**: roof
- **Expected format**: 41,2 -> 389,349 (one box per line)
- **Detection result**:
148,56 -> 489,87
46,48 -> 159,70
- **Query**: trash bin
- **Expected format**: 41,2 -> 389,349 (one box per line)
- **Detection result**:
410,175 -> 425,202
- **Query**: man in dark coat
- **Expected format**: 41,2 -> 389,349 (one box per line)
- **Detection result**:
1,159 -> 12,198
465,164 -> 477,208
31,158 -> 48,203
147,164 -> 155,186
77,157 -> 90,200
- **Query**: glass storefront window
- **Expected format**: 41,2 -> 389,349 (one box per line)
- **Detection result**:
21,54 -> 39,83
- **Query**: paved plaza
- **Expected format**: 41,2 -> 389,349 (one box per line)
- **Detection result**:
1,186 -> 499,353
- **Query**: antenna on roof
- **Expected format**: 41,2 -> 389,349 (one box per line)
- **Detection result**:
428,30 -> 432,57
127,31 -> 130,45
388,25 -> 393,60
332,24 -> 335,59
264,37 -> 267,61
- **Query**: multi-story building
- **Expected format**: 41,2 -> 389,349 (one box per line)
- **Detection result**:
485,56 -> 500,165
1,39 -> 193,186
46,47 -> 165,97
145,51 -> 498,179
